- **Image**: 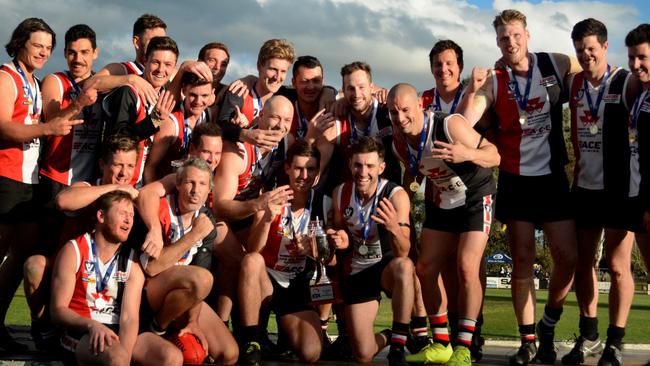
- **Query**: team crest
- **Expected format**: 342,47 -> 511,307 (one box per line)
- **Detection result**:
507,81 -> 517,92
344,206 -> 353,219
22,85 -> 30,99
84,260 -> 95,274
576,88 -> 584,101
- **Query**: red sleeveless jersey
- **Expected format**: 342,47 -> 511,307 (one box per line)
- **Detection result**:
40,72 -> 101,185
0,63 -> 42,184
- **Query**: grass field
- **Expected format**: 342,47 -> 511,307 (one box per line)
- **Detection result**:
8,288 -> 650,343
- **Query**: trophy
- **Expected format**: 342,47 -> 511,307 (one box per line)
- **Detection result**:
308,217 -> 341,305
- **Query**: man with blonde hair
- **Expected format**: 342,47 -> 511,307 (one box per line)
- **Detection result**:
459,9 -> 581,366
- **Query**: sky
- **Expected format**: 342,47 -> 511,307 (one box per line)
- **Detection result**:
0,0 -> 648,91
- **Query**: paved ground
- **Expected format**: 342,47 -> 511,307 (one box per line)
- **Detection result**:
0,326 -> 648,365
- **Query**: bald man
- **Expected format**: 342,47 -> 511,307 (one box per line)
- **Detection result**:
388,83 -> 499,366
212,95 -> 295,323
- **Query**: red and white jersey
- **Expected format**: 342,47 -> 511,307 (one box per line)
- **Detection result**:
262,199 -> 314,288
121,61 -> 144,76
235,136 -> 287,201
420,87 -> 465,113
167,104 -> 211,159
102,85 -> 153,187
68,233 -> 134,325
569,68 -> 630,190
492,53 -> 556,176
335,180 -> 402,275
392,112 -> 469,209
0,63 -> 42,184
40,72 -> 101,185
239,89 -> 263,128
140,193 -> 202,268
334,99 -> 389,154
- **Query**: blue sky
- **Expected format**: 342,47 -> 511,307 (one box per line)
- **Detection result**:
1,0 -> 648,91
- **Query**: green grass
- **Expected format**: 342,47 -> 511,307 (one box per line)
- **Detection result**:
9,288 -> 650,343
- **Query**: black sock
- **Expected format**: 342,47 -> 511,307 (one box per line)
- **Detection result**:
539,305 -> 563,332
243,325 -> 261,344
390,322 -> 409,351
448,312 -> 459,344
606,325 -> 625,350
410,316 -> 428,339
579,316 -> 598,341
519,324 -> 536,344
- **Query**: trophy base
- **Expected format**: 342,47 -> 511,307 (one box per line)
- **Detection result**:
309,281 -> 342,306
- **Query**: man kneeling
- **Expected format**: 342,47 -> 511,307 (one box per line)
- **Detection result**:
238,141 -> 347,365
50,191 -> 182,366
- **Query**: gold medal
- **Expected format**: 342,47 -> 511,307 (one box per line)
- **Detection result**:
409,181 -> 420,192
519,114 -> 528,125
589,124 -> 599,135
630,133 -> 637,144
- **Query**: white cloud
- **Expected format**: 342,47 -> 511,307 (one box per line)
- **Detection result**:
0,0 -> 643,92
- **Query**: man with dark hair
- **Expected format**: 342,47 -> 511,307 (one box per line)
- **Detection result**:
198,42 -> 230,100
102,36 -> 178,188
330,136 -> 414,366
289,55 -> 335,141
0,17 -> 83,350
98,14 -> 166,77
388,83 -> 499,366
22,24 -> 101,349
320,61 -> 401,192
421,40 -> 465,113
189,122 -> 223,173
237,140 -> 337,365
145,73 -> 215,181
135,157 -> 238,364
50,190 -> 182,366
459,9 -> 581,365
562,18 -> 642,366
92,14 -> 167,107
418,39 -> 490,362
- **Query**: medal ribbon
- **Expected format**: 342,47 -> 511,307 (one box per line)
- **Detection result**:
90,235 -> 118,294
434,85 -> 463,113
631,88 -> 650,131
287,190 -> 313,238
583,64 -> 610,123
65,71 -> 94,121
180,104 -> 192,153
506,56 -> 534,115
255,144 -> 278,186
13,59 -> 39,117
406,112 -> 429,177
173,194 -> 200,261
349,99 -> 378,141
354,178 -> 381,243
251,86 -> 263,118
295,102 -> 309,138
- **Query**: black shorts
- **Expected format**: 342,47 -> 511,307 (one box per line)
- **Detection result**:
572,187 -> 644,233
269,273 -> 315,317
0,176 -> 41,222
424,194 -> 494,234
495,171 -> 572,224
37,175 -> 68,256
342,256 -> 392,305
228,216 -> 254,233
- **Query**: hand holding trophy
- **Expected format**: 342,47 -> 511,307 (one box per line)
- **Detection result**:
308,217 -> 340,305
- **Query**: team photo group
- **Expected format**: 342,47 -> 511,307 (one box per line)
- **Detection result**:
0,6 -> 649,366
